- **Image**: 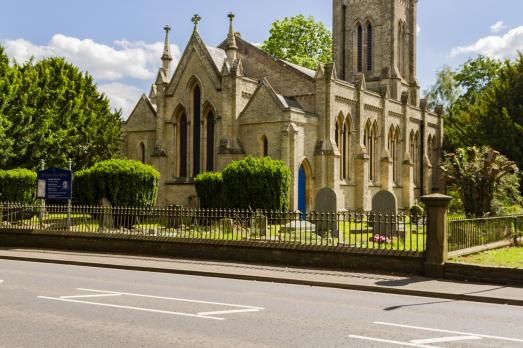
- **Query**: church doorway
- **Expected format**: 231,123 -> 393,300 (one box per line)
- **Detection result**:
298,161 -> 311,214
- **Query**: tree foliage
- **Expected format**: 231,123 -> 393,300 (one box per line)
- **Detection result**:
261,14 -> 332,70
441,146 -> 520,217
0,47 -> 121,171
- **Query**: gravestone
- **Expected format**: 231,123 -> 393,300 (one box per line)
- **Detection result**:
250,209 -> 267,236
371,190 -> 399,237
314,188 -> 338,237
99,197 -> 114,231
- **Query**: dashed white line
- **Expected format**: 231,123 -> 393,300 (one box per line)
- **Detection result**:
411,336 -> 481,344
60,293 -> 122,299
374,322 -> 523,343
197,308 -> 261,316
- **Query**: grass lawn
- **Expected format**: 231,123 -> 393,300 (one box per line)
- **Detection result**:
451,247 -> 523,268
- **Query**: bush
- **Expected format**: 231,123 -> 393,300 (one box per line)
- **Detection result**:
0,168 -> 37,203
222,156 -> 291,211
195,172 -> 223,209
74,159 -> 160,207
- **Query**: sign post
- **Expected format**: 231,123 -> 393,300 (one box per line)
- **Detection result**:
36,165 -> 73,230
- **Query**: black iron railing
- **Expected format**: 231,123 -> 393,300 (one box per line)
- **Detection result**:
0,202 -> 426,252
448,215 -> 523,252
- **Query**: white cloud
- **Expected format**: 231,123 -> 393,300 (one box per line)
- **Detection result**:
98,82 -> 144,120
490,20 -> 507,33
2,34 -> 181,120
2,34 -> 180,81
450,26 -> 523,59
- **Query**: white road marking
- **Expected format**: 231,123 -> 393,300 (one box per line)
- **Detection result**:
0,279 -> 3,284
348,335 -> 439,348
38,296 -> 224,320
60,293 -> 122,299
76,288 -> 264,310
39,287 -> 264,321
197,308 -> 261,316
374,321 -> 523,343
411,336 -> 481,344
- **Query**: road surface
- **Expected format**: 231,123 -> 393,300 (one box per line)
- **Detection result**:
1,259 -> 522,347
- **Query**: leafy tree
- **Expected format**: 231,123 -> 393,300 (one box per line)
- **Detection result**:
0,48 -> 121,171
424,56 -> 502,153
441,146 -> 520,217
261,14 -> 332,70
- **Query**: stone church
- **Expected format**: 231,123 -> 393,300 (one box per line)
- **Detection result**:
121,0 -> 443,211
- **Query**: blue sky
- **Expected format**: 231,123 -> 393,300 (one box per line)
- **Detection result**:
2,0 -> 523,118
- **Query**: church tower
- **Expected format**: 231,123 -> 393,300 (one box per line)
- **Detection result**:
333,0 -> 420,105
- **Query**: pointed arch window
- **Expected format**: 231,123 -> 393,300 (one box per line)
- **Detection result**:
366,22 -> 373,72
179,113 -> 188,177
193,85 -> 201,177
139,142 -> 146,164
261,135 -> 268,157
356,24 -> 363,73
388,126 -> 400,184
364,121 -> 377,182
410,130 -> 420,186
342,118 -> 351,180
206,111 -> 215,171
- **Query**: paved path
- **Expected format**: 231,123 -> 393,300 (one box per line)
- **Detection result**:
0,248 -> 522,306
1,258 -> 523,347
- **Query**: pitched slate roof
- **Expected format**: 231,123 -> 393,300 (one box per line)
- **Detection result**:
206,45 -> 227,70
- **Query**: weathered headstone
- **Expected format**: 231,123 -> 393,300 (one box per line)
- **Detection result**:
99,197 -> 114,231
250,209 -> 267,236
371,190 -> 399,237
314,188 -> 338,237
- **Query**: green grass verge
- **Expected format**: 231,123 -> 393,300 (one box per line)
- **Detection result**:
451,247 -> 523,268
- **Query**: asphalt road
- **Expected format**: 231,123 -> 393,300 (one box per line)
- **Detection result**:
1,259 -> 522,348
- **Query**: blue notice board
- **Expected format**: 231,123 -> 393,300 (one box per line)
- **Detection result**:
36,168 -> 73,201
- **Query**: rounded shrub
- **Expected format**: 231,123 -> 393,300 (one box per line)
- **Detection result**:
222,156 -> 291,211
74,159 -> 160,207
195,172 -> 223,209
0,168 -> 37,203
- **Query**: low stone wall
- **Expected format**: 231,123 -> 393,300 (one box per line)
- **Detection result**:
445,262 -> 523,286
0,229 -> 424,275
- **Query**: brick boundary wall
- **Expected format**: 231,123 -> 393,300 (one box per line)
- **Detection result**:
445,262 -> 523,286
0,229 -> 424,275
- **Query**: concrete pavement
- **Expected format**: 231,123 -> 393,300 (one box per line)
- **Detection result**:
0,247 -> 521,306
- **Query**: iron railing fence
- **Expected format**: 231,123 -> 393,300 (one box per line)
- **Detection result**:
0,202 -> 426,252
448,215 -> 523,252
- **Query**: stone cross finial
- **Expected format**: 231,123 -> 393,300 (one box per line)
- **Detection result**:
228,12 -> 235,21
191,14 -> 201,30
161,24 -> 172,62
226,12 -> 238,52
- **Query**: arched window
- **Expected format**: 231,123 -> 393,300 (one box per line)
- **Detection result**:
410,130 -> 420,186
139,142 -> 146,164
206,111 -> 215,171
342,118 -> 351,180
388,126 -> 400,184
366,22 -> 373,72
193,85 -> 201,177
364,121 -> 377,182
179,113 -> 188,177
398,21 -> 407,78
356,24 -> 363,73
261,135 -> 268,157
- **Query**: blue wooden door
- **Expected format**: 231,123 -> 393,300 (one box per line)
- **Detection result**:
298,165 -> 307,213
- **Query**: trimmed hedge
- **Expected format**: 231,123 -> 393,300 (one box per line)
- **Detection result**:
0,168 -> 37,203
74,159 -> 160,207
222,156 -> 291,211
195,172 -> 223,209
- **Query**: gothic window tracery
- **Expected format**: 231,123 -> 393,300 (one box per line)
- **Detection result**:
206,111 -> 215,172
178,113 -> 188,177
193,85 -> 201,176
